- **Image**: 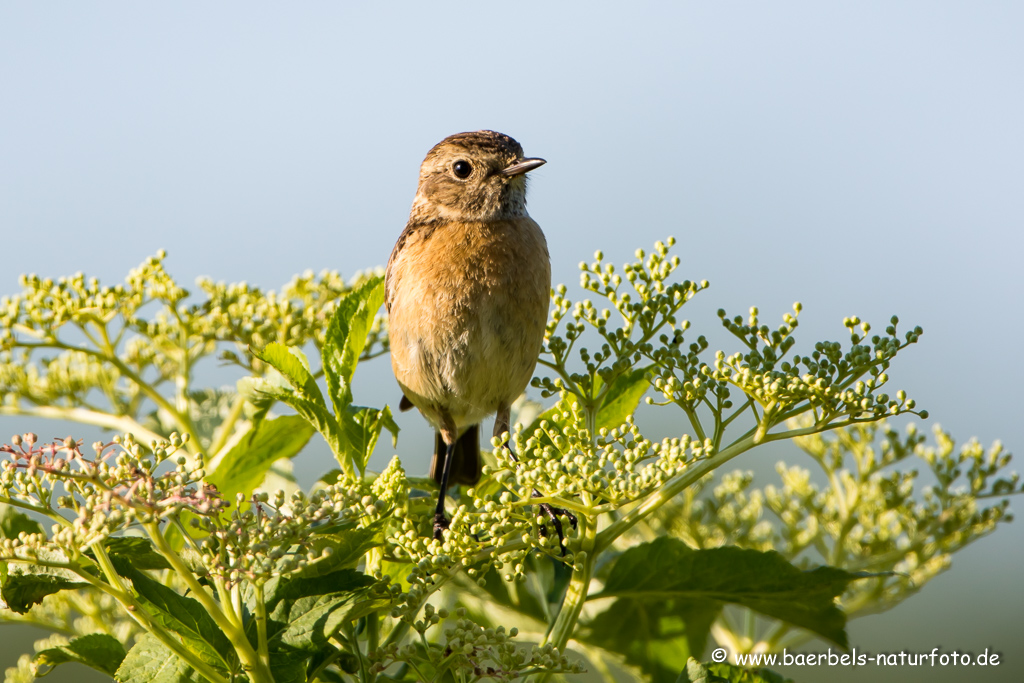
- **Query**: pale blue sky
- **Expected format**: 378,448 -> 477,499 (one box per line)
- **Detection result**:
1,3 -> 1022,681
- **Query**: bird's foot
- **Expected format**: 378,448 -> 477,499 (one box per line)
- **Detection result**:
433,512 -> 450,541
534,494 -> 578,556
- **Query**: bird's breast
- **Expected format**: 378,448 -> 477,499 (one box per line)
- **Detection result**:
387,216 -> 550,427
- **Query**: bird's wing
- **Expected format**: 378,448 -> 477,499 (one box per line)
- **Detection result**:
384,221 -> 416,314
384,219 -> 440,314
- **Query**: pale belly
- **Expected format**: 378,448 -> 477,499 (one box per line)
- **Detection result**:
387,218 -> 550,431
392,292 -> 544,429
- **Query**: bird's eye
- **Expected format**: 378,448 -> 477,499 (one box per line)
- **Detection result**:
452,160 -> 472,179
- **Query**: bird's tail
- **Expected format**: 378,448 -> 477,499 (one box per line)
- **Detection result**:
430,425 -> 481,487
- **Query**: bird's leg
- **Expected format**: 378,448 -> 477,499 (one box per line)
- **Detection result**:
493,406 -> 511,447
493,405 -> 577,554
433,419 -> 458,540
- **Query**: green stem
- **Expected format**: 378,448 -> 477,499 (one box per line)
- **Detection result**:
0,496 -> 73,529
380,570 -> 458,651
343,623 -> 369,683
144,522 -> 274,683
366,612 -> 380,660
255,583 -> 270,671
208,393 -> 247,458
595,432 -> 759,553
0,404 -> 165,450
87,544 -> 229,683
543,516 -> 596,651
15,340 -> 204,451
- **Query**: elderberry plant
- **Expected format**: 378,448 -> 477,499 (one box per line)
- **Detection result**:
0,242 -> 1018,683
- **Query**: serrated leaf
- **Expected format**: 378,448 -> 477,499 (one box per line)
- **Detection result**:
257,569 -> 385,662
248,391 -> 343,462
34,633 -> 126,677
595,538 -> 865,648
0,504 -> 45,539
263,568 -> 376,618
677,657 -> 795,683
322,276 -> 385,416
115,634 -> 200,683
339,404 -> 399,472
0,555 -> 87,614
525,367 -> 650,442
299,522 -> 386,577
111,558 -> 234,671
208,414 -> 315,500
252,343 -> 324,404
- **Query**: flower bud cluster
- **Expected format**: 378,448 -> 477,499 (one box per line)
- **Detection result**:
662,470 -> 777,552
0,432 -> 219,558
539,238 -> 704,402
688,420 -> 1023,616
499,394 -> 705,507
195,464 -> 399,587
0,431 -> 400,590
384,486 -> 569,593
195,266 -> 388,370
716,309 -> 926,422
370,606 -> 583,680
1,255 -> 389,451
378,392 -> 707,590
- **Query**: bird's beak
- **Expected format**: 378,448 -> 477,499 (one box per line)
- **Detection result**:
501,157 -> 547,177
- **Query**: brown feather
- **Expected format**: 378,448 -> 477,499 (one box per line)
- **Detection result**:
429,425 -> 481,488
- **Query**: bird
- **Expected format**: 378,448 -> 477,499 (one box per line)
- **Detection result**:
385,130 -> 550,541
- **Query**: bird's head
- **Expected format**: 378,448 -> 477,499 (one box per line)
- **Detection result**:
410,130 -> 545,222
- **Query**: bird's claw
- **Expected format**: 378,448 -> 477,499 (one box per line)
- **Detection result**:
433,512 -> 450,541
535,499 -> 578,556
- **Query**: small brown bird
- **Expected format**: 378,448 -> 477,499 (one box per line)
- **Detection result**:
385,130 -> 550,540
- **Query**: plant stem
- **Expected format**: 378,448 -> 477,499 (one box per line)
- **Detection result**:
594,432 -> 758,553
87,544 -> 229,683
0,404 -> 165,450
145,522 -> 275,683
16,340 -> 205,451
543,516 -> 596,651
208,393 -> 247,458
255,583 -> 270,671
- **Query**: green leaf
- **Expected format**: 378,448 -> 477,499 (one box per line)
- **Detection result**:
251,343 -> 325,405
584,596 -> 720,683
339,404 -> 400,472
207,414 -> 315,499
0,516 -> 65,611
91,537 -> 171,571
34,633 -> 127,677
263,568 -> 377,623
115,634 -> 200,683
299,522 -> 387,577
0,504 -> 45,539
0,556 -> 87,614
677,657 -> 728,683
244,344 -> 353,470
111,558 -> 234,672
322,276 -> 385,415
1,572 -> 84,614
595,366 -> 651,428
595,538 -> 865,648
258,569 -> 386,663
525,366 -> 650,442
677,657 -> 795,683
468,554 -> 571,628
